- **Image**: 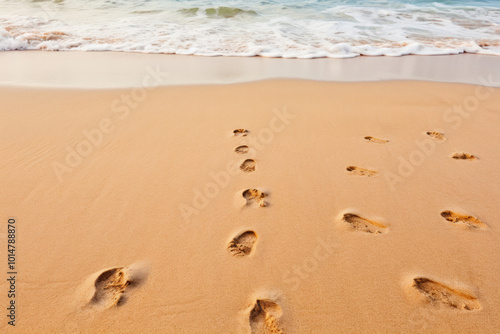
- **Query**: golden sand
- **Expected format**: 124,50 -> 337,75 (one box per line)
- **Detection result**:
1,79 -> 499,333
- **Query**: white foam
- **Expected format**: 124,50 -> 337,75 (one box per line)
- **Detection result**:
0,0 -> 499,58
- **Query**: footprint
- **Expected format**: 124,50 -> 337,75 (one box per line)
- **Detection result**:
85,263 -> 149,310
451,152 -> 478,160
426,131 -> 447,141
227,231 -> 258,257
249,299 -> 284,334
234,129 -> 248,137
412,277 -> 481,311
342,213 -> 387,234
240,159 -> 256,173
90,268 -> 132,309
235,145 -> 250,154
346,166 -> 378,177
441,210 -> 486,229
243,189 -> 267,207
364,136 -> 389,144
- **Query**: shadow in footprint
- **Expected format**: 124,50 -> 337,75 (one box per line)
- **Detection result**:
228,231 -> 258,257
412,277 -> 481,311
86,263 -> 149,310
426,131 -> 446,141
90,268 -> 131,309
234,129 -> 248,137
243,189 -> 267,207
235,145 -> 250,154
342,213 -> 387,234
346,166 -> 378,177
451,152 -> 478,160
441,210 -> 486,229
364,136 -> 389,144
240,159 -> 256,173
249,299 -> 284,334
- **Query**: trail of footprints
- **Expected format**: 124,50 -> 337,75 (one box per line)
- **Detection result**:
80,126 -> 485,329
82,128 -> 284,332
347,134 -> 386,176
344,129 -> 484,313
348,130 -> 477,177
226,126 -> 485,331
350,130 -> 483,233
228,128 -> 284,333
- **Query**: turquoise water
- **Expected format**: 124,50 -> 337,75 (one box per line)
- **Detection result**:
1,0 -> 499,57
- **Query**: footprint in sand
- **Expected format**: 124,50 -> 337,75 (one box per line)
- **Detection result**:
90,268 -> 132,309
240,159 -> 256,173
441,210 -> 486,229
451,152 -> 478,160
346,166 -> 378,177
249,299 -> 284,334
85,263 -> 149,310
234,129 -> 248,137
426,131 -> 447,141
364,136 -> 389,144
243,189 -> 267,207
342,213 -> 387,234
412,277 -> 481,311
227,230 -> 258,257
235,145 -> 250,154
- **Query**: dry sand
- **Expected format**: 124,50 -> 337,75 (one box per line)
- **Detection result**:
1,64 -> 500,333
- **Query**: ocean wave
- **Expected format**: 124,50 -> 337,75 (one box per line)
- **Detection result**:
0,0 -> 499,58
179,7 -> 257,18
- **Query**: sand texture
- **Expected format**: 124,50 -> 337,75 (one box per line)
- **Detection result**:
1,79 -> 499,333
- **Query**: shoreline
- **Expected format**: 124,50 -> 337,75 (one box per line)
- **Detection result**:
1,51 -> 499,88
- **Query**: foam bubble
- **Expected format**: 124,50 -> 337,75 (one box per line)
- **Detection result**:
0,0 -> 499,58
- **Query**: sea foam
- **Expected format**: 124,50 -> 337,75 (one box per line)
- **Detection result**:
0,0 -> 498,58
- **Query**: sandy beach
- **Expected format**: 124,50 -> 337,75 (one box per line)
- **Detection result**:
1,53 -> 500,333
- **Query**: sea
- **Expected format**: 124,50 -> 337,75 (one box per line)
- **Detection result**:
0,0 -> 499,57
